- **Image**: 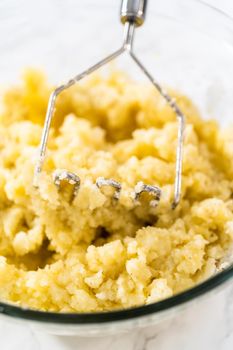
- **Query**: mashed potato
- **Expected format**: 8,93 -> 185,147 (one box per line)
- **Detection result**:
0,69 -> 232,312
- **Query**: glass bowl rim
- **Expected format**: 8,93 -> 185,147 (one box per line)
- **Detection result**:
0,265 -> 232,324
0,0 -> 233,325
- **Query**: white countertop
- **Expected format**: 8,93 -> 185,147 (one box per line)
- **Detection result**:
1,0 -> 233,349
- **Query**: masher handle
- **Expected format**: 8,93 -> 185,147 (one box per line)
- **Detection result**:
120,0 -> 147,27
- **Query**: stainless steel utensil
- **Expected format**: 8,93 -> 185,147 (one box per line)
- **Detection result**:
34,0 -> 185,209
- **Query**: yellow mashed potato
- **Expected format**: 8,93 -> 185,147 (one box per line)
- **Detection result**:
0,69 -> 233,312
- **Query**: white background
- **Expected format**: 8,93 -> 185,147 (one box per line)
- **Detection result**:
0,1 -> 233,349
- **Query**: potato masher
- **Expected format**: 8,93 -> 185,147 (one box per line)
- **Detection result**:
34,0 -> 185,209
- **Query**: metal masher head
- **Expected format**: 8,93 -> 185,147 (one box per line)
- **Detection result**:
34,0 -> 185,209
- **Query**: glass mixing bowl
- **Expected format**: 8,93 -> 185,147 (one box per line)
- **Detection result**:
0,0 -> 233,336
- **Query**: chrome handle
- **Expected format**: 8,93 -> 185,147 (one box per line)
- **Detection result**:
120,0 -> 147,27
